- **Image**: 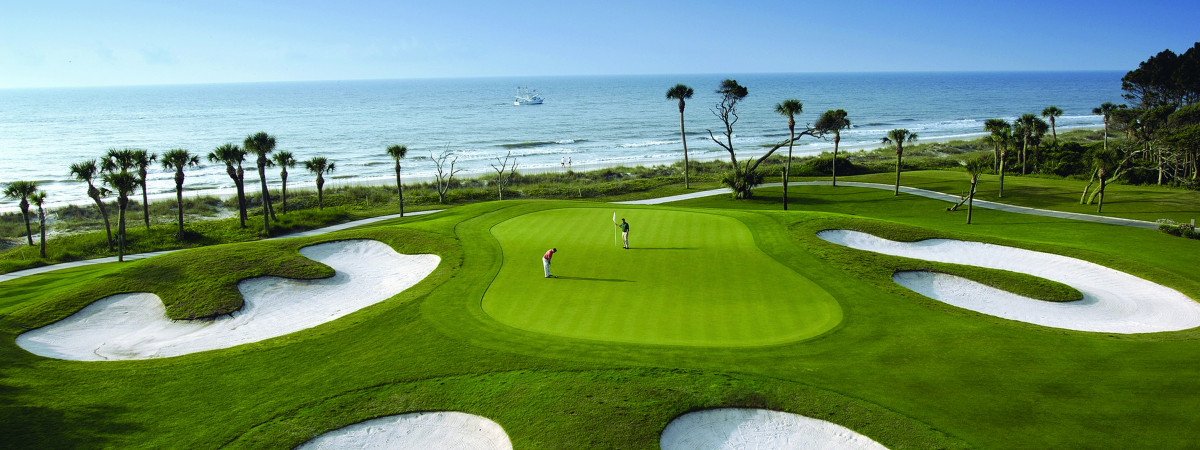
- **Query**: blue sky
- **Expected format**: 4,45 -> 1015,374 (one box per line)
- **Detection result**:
1,0 -> 1197,88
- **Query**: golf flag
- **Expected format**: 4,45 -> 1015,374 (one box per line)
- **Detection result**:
612,211 -> 618,247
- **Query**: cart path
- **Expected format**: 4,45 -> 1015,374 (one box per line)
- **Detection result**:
617,181 -> 1157,229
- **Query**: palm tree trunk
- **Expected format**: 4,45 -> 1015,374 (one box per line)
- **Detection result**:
38,205 -> 46,258
87,185 -> 114,250
175,171 -> 185,240
679,110 -> 690,189
998,152 -> 1006,198
1021,136 -> 1028,175
894,148 -> 903,196
20,203 -> 33,246
967,178 -> 977,224
784,127 -> 794,210
832,133 -> 840,187
317,175 -> 325,209
1097,175 -> 1107,213
117,202 -> 127,262
257,163 -> 270,233
140,175 -> 150,231
395,162 -> 404,216
280,170 -> 289,214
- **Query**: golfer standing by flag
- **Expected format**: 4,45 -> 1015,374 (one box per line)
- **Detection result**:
542,248 -> 557,278
616,218 -> 630,249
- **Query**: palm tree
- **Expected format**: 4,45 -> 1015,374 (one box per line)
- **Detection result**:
774,99 -> 803,210
69,160 -> 114,249
1014,113 -> 1047,175
30,190 -> 47,257
272,151 -> 296,214
385,144 -> 408,216
244,132 -> 277,233
160,148 -> 200,240
666,84 -> 695,189
963,155 -> 991,224
1086,103 -> 1125,203
102,170 -> 139,262
983,118 -> 1010,173
303,157 -> 335,209
1093,147 -> 1120,213
207,143 -> 248,228
984,119 -> 1013,197
881,129 -> 918,196
815,109 -> 851,186
3,180 -> 38,246
1092,102 -> 1125,154
1041,106 -> 1063,145
130,149 -> 156,230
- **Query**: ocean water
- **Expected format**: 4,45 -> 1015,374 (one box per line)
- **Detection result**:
0,72 -> 1123,212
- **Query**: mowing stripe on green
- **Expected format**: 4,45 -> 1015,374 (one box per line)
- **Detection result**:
482,207 -> 842,346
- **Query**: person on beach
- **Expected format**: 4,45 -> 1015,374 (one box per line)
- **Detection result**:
616,218 -> 629,249
543,248 -> 557,278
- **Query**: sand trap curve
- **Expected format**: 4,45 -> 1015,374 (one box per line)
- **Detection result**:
818,230 -> 1200,333
16,240 -> 439,360
661,408 -> 886,449
297,411 -> 511,450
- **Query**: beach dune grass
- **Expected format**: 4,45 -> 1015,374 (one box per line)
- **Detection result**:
483,207 -> 842,346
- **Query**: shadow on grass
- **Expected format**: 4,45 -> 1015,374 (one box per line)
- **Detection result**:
0,370 -> 143,449
626,247 -> 697,251
555,276 -> 634,283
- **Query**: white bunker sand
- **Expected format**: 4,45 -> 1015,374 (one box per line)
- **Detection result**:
16,240 -> 439,360
818,229 -> 1200,333
661,408 -> 887,450
297,411 -> 511,450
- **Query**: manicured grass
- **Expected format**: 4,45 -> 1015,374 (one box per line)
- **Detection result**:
483,207 -> 841,346
3,184 -> 1200,448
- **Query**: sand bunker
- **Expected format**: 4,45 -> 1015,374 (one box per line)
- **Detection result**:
297,411 -> 511,450
818,229 -> 1200,333
661,408 -> 886,449
16,240 -> 439,360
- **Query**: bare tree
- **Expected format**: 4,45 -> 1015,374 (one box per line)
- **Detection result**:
490,151 -> 519,200
432,148 -> 463,204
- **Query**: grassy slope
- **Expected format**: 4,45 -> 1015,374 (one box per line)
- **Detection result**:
2,180 -> 1199,448
672,184 -> 1200,448
483,206 -> 841,346
845,169 -> 1200,223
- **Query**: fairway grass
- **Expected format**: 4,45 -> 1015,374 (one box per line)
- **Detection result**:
4,187 -> 1200,448
483,207 -> 842,346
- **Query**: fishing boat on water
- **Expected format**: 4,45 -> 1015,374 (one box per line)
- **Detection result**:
514,87 -> 543,105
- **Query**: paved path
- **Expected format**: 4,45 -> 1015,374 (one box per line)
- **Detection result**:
0,210 -> 441,284
2,182 -> 1158,283
618,181 -> 1158,229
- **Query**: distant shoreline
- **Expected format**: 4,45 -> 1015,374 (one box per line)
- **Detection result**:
3,125 -> 1104,216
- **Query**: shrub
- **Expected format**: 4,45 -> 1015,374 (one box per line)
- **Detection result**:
720,167 -> 765,199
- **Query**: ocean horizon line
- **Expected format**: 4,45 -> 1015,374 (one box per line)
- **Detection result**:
0,69 -> 1128,91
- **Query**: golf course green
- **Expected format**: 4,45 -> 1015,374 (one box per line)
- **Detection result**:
483,207 -> 842,346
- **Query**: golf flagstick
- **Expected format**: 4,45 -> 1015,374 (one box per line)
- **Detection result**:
612,211 -> 618,248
